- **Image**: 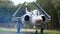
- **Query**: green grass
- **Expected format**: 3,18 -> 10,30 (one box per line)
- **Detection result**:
0,30 -> 60,34
22,32 -> 60,34
0,29 -> 11,32
43,30 -> 60,34
0,30 -> 3,32
44,30 -> 60,34
0,27 -> 60,34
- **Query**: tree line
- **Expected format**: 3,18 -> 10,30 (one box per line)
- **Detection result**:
0,0 -> 60,29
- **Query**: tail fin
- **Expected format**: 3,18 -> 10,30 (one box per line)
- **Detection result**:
25,3 -> 29,13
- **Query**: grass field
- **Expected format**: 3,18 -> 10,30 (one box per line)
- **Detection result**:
0,27 -> 60,34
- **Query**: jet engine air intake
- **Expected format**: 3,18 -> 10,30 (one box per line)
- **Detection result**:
41,16 -> 46,22
24,15 -> 30,21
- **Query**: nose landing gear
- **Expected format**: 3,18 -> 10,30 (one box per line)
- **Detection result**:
35,22 -> 45,34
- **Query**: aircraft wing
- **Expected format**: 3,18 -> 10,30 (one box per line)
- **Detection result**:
33,2 -> 51,21
12,2 -> 26,17
12,2 -> 26,26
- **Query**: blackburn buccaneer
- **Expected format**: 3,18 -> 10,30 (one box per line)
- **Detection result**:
12,2 -> 51,34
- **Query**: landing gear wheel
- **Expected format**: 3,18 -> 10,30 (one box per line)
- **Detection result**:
36,30 -> 38,34
40,23 -> 45,34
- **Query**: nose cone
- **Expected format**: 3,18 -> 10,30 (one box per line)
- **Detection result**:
35,16 -> 42,24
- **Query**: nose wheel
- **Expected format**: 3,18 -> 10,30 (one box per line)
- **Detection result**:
36,28 -> 38,34
40,23 -> 45,34
35,25 -> 38,34
35,22 -> 45,34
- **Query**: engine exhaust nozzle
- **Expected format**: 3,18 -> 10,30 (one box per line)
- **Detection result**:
24,15 -> 30,21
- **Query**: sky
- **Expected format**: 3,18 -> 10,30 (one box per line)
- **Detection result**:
11,0 -> 36,5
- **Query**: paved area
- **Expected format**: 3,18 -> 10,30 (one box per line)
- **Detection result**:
0,32 -> 35,34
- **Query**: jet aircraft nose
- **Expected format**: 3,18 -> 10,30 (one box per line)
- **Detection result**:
35,16 -> 42,24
